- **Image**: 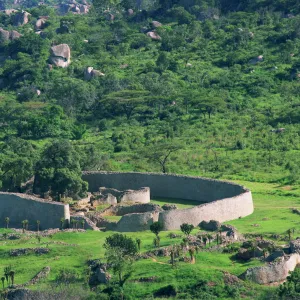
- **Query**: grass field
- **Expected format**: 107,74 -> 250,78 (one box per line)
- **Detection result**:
0,179 -> 298,298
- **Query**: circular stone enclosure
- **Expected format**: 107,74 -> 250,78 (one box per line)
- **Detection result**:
82,172 -> 254,231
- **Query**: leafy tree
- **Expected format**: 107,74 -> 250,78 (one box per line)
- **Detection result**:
180,223 -> 194,237
150,222 -> 163,237
104,234 -> 138,287
144,140 -> 183,173
4,218 -> 9,229
33,140 -> 88,200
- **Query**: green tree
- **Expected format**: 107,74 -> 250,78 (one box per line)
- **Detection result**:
33,140 -> 88,200
104,234 -> 138,288
1,277 -> 4,289
4,218 -> 9,229
180,223 -> 194,237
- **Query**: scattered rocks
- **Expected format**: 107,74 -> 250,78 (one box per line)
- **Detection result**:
236,247 -> 264,260
290,239 -> 300,253
137,276 -> 157,282
127,9 -> 134,16
270,128 -> 285,134
50,44 -> 71,68
199,220 -> 221,231
162,204 -> 177,211
291,208 -> 300,215
148,246 -> 171,257
10,247 -> 50,257
223,271 -> 240,285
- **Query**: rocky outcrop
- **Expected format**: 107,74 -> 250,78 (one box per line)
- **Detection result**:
59,1 -> 90,15
35,17 -> 48,31
116,211 -> 159,232
240,254 -> 300,284
50,44 -> 71,68
0,28 -> 22,43
290,239 -> 300,253
152,21 -> 162,28
236,247 -> 264,260
13,11 -> 31,26
147,31 -> 161,40
71,215 -> 99,231
1,9 -> 18,15
88,260 -> 111,286
199,220 -> 221,231
9,248 -> 50,257
84,67 -> 105,80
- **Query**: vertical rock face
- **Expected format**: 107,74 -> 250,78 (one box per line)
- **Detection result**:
50,44 -> 71,68
13,10 -> 30,26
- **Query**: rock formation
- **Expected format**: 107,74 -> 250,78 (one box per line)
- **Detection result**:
35,17 -> 48,31
13,10 -> 31,26
59,0 -> 90,15
147,31 -> 161,40
0,28 -> 22,43
1,9 -> 18,15
152,21 -> 162,28
50,44 -> 71,68
240,253 -> 300,284
84,67 -> 105,81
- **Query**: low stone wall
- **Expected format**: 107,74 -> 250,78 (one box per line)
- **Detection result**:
0,192 -> 70,230
83,172 -> 254,231
103,203 -> 162,216
116,212 -> 159,232
240,254 -> 300,284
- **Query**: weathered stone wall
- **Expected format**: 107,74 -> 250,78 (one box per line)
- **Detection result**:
83,172 -> 254,231
103,203 -> 162,216
83,172 -> 246,202
0,192 -> 70,230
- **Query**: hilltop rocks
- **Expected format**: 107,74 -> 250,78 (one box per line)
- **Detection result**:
1,9 -> 18,16
127,9 -> 134,16
240,253 -> 300,284
59,0 -> 90,15
147,31 -> 161,40
35,17 -> 48,30
13,10 -> 31,26
84,67 -> 105,80
50,44 -> 71,68
0,28 -> 22,43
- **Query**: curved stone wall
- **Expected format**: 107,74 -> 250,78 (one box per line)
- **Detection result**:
82,172 -> 254,231
0,192 -> 70,230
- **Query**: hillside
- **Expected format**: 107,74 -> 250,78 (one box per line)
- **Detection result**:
1,0 -> 300,298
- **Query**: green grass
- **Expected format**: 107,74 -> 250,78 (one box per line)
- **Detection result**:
151,197 -> 202,209
1,180 -> 298,298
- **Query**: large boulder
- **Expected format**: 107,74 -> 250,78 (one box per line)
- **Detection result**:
199,220 -> 221,231
147,31 -> 161,40
13,11 -> 31,26
0,28 -> 22,44
152,21 -> 162,28
50,44 -> 71,68
290,239 -> 300,253
1,9 -> 18,16
88,260 -> 111,286
35,17 -> 48,30
236,247 -> 264,260
240,254 -> 300,284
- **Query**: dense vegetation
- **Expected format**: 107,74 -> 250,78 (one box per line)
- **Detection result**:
1,0 -> 300,195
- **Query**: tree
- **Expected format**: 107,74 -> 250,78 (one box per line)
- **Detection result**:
150,222 -> 163,247
1,277 -> 4,289
33,140 -> 88,200
188,247 -> 196,263
81,220 -> 85,229
4,218 -> 9,229
60,218 -> 65,230
136,238 -> 141,251
9,271 -> 15,286
104,234 -> 138,288
144,140 -> 183,173
180,223 -> 194,237
287,229 -> 293,241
